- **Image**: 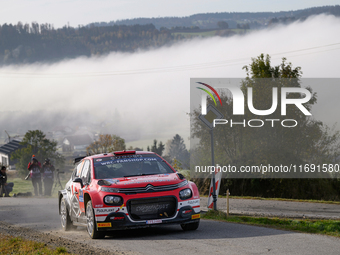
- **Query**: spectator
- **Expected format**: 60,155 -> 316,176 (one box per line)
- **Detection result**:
0,166 -> 14,197
42,158 -> 55,196
27,155 -> 42,196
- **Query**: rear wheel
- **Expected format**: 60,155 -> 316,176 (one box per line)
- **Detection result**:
86,200 -> 105,239
60,197 -> 73,231
181,220 -> 200,231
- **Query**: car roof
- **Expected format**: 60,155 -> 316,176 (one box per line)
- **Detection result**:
87,150 -> 156,159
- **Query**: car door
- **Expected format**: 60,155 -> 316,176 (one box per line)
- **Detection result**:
70,160 -> 84,219
78,159 -> 91,213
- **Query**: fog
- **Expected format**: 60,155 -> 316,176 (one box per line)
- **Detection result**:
0,14 -> 340,148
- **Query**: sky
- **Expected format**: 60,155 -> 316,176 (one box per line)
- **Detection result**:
0,0 -> 339,28
1,14 -> 340,149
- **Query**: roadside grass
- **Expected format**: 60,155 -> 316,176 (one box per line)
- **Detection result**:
215,195 -> 340,205
202,210 -> 340,238
9,177 -> 68,198
0,233 -> 70,254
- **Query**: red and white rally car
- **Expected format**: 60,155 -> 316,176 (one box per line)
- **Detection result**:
58,150 -> 200,239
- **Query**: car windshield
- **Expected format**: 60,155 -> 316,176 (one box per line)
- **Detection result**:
93,154 -> 175,179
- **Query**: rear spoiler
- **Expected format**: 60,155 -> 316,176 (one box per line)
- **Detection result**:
74,156 -> 86,164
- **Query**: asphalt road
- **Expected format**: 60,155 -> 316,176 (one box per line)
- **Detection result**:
1,197 -> 340,254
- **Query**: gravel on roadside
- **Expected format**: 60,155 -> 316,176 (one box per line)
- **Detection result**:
0,221 -> 126,255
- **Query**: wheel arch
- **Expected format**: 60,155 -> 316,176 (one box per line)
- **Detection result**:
84,192 -> 91,213
58,190 -> 69,215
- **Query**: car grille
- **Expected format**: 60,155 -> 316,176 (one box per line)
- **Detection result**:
128,197 -> 177,220
119,180 -> 188,194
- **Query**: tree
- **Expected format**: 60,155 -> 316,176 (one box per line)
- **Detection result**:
191,54 -> 340,198
147,139 -> 165,156
86,134 -> 126,155
11,130 -> 64,177
217,21 -> 228,29
168,134 -> 190,169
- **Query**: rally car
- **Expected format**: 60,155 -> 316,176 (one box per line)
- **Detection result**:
58,150 -> 200,239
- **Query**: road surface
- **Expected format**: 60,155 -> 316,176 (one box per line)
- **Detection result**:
1,197 -> 340,254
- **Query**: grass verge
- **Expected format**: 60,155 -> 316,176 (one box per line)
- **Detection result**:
8,177 -> 68,198
0,233 -> 70,254
202,210 -> 340,238
198,195 -> 340,205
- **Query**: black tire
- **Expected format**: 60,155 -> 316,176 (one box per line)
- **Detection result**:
86,200 -> 106,239
60,197 -> 74,231
181,220 -> 200,231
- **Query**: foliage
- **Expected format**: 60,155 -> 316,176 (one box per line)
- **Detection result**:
168,134 -> 190,169
191,54 -> 340,199
11,130 -> 65,177
95,6 -> 340,30
172,158 -> 183,171
147,139 -> 165,156
217,21 -> 229,29
86,134 -> 126,155
0,22 -> 176,65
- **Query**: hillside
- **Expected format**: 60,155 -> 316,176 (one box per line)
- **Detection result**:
0,5 -> 339,65
90,5 -> 340,29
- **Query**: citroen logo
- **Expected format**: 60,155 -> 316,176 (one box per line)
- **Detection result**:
145,184 -> 154,191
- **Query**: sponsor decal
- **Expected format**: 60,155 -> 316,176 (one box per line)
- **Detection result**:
95,205 -> 126,214
95,208 -> 116,214
122,179 -> 171,185
191,214 -> 200,219
136,204 -> 169,214
146,219 -> 162,224
79,189 -> 84,202
187,199 -> 200,205
115,204 -> 125,213
96,159 -> 102,162
95,204 -> 103,208
110,216 -> 125,220
108,179 -> 119,184
97,222 -> 112,228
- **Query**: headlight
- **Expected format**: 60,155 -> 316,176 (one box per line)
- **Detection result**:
100,187 -> 120,193
104,195 -> 122,205
179,188 -> 192,200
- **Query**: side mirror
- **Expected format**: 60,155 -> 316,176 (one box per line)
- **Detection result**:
73,177 -> 84,188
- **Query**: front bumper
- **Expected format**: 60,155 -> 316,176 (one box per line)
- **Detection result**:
94,198 -> 200,231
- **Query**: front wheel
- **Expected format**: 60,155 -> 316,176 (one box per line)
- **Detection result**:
86,200 -> 105,239
181,220 -> 200,231
60,197 -> 73,231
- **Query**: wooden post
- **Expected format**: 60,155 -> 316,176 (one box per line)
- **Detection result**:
226,189 -> 230,217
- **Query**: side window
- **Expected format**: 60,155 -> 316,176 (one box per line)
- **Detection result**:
81,160 -> 91,183
74,161 -> 84,178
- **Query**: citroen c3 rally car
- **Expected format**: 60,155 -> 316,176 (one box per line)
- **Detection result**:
58,150 -> 200,239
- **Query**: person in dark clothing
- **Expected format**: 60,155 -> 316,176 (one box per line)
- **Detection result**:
0,166 -> 14,197
27,155 -> 42,196
41,158 -> 55,196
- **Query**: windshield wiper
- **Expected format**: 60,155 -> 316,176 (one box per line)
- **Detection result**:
123,173 -> 160,177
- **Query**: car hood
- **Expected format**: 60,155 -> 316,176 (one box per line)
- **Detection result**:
102,173 -> 184,188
